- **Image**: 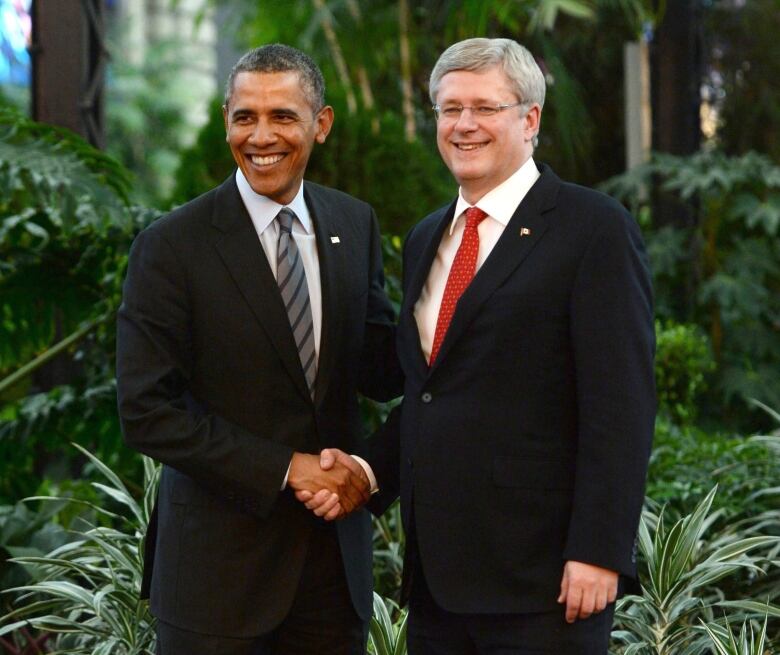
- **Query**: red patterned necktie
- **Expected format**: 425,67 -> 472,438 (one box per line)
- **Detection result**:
429,206 -> 488,365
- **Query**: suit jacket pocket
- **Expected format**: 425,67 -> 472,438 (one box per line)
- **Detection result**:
492,455 -> 575,490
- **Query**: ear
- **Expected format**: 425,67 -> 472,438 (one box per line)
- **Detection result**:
314,106 -> 335,144
222,105 -> 229,142
523,104 -> 541,143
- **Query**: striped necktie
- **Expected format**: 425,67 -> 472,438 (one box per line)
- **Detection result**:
276,208 -> 316,396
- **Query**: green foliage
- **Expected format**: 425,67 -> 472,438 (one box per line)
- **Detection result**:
369,592 -> 408,655
0,499 -> 72,595
0,108 -> 158,506
0,445 -> 159,655
611,487 -> 780,654
372,501 -> 404,602
648,418 -> 780,520
602,151 -> 780,425
655,321 -> 715,424
700,616 -> 770,655
169,98 -> 234,207
105,34 -> 208,208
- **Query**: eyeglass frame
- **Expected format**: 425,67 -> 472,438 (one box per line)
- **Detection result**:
431,101 -> 528,121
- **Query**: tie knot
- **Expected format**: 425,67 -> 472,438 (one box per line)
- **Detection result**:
464,206 -> 488,229
277,208 -> 296,234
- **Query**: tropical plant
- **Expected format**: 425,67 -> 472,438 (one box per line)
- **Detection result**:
654,321 -> 715,425
602,150 -> 780,428
0,107 -> 157,504
610,486 -> 780,654
700,616 -> 771,655
0,444 -> 159,655
372,500 -> 404,602
368,592 -> 408,655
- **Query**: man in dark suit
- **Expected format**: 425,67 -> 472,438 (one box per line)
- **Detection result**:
116,44 -> 401,655
303,37 -> 655,653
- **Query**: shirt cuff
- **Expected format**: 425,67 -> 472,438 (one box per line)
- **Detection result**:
351,455 -> 379,494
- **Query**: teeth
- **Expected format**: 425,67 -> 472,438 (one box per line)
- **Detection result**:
251,154 -> 284,165
457,144 -> 485,150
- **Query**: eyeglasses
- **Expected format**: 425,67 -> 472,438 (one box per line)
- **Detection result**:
432,102 -> 526,121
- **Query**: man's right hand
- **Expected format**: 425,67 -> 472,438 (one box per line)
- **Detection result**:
287,452 -> 369,519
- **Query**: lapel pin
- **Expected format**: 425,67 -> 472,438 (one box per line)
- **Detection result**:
520,227 -> 531,237
330,236 -> 341,244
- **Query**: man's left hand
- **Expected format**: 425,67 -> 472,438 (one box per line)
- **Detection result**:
557,560 -> 618,623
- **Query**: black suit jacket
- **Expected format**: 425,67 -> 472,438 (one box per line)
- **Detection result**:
366,164 -> 655,614
116,174 -> 401,637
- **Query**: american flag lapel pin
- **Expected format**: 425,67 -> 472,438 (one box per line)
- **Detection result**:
520,227 -> 531,237
330,235 -> 341,244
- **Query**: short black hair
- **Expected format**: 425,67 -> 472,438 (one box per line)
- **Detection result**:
224,44 -> 325,113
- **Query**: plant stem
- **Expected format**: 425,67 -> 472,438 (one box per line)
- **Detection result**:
0,314 -> 108,395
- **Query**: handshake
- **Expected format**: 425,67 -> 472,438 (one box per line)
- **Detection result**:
287,449 -> 370,521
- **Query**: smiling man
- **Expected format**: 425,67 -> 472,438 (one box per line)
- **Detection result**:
116,44 -> 401,655
303,37 -> 655,654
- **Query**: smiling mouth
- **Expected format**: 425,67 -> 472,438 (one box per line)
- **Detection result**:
249,153 -> 286,166
454,143 -> 488,151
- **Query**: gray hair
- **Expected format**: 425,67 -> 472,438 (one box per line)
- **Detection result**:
429,38 -> 546,110
224,44 -> 325,113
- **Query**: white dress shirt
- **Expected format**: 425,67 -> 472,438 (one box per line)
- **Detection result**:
414,157 -> 541,362
235,170 -> 377,493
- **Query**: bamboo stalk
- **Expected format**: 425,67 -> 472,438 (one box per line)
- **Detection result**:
0,314 -> 107,396
398,0 -> 416,141
312,0 -> 358,114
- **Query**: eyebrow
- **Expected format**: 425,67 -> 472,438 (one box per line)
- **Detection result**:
230,107 -> 303,119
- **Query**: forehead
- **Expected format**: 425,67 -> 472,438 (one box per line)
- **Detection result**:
229,70 -> 312,112
436,66 -> 515,103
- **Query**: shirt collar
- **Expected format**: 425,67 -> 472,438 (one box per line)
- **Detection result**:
450,157 -> 541,235
235,169 -> 312,234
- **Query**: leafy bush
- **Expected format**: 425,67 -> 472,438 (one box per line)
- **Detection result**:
611,487 -> 780,654
0,445 -> 159,655
0,108 -> 158,505
648,416 -> 780,520
655,321 -> 715,425
603,151 -> 780,428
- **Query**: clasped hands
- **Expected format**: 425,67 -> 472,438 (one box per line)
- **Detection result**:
288,449 -> 368,521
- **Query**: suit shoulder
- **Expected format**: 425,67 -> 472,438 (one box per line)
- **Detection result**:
558,180 -> 630,217
556,180 -> 639,234
305,180 -> 373,214
143,185 -> 219,240
407,203 -> 451,242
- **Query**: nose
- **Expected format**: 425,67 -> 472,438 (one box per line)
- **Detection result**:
247,118 -> 278,146
453,107 -> 479,131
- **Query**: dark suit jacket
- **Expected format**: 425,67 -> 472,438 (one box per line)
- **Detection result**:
365,163 -> 655,614
116,174 -> 401,637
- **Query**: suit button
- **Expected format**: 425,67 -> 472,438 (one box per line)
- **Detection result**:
421,392 -> 432,403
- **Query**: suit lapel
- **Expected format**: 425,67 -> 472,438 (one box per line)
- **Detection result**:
211,175 -> 311,402
399,200 -> 457,377
304,185 -> 341,407
428,165 -> 561,374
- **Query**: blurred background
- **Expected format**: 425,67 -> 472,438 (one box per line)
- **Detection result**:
1,2 -> 779,654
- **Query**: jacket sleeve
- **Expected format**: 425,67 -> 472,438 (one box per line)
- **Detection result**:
562,207 -> 656,577
116,226 -> 294,519
357,207 -> 404,402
